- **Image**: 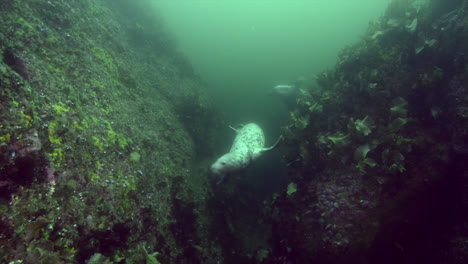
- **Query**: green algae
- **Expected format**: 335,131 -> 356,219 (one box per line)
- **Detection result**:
275,1 -> 467,262
0,0 -> 222,263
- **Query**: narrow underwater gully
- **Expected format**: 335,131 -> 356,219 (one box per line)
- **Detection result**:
0,0 -> 467,264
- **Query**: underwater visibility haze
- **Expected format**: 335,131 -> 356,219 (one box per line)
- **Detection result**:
0,0 -> 466,263
156,0 -> 392,124
155,0 -> 393,199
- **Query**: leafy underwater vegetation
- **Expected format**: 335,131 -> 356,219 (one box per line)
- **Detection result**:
264,0 -> 467,263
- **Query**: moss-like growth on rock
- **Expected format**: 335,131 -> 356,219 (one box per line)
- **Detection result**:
271,0 -> 467,263
0,0 -> 224,263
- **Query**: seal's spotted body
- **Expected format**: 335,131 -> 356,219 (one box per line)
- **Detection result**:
211,123 -> 282,183
230,123 -> 265,163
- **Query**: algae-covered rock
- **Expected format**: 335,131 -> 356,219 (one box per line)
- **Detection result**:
268,0 -> 467,263
0,0 -> 222,263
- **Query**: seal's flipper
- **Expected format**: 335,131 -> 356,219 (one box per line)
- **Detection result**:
229,125 -> 239,133
229,124 -> 246,133
262,135 -> 284,151
299,88 -> 310,97
215,173 -> 228,185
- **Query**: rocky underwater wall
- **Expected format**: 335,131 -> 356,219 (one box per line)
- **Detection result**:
0,0 -> 224,263
1,0 -> 467,264
265,0 -> 467,263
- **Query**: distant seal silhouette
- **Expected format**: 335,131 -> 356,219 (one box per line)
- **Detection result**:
270,76 -> 307,108
210,123 -> 283,183
271,84 -> 299,97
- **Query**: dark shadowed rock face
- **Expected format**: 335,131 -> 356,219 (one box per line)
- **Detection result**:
3,49 -> 30,80
266,0 -> 467,263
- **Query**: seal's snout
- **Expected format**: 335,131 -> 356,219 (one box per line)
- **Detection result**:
210,162 -> 225,184
210,163 -> 219,175
210,154 -> 233,184
210,159 -> 224,178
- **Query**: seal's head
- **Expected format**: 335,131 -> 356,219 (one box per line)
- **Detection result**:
210,153 -> 238,184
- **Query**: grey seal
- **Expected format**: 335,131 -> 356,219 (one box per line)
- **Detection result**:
270,76 -> 307,108
210,123 -> 283,183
